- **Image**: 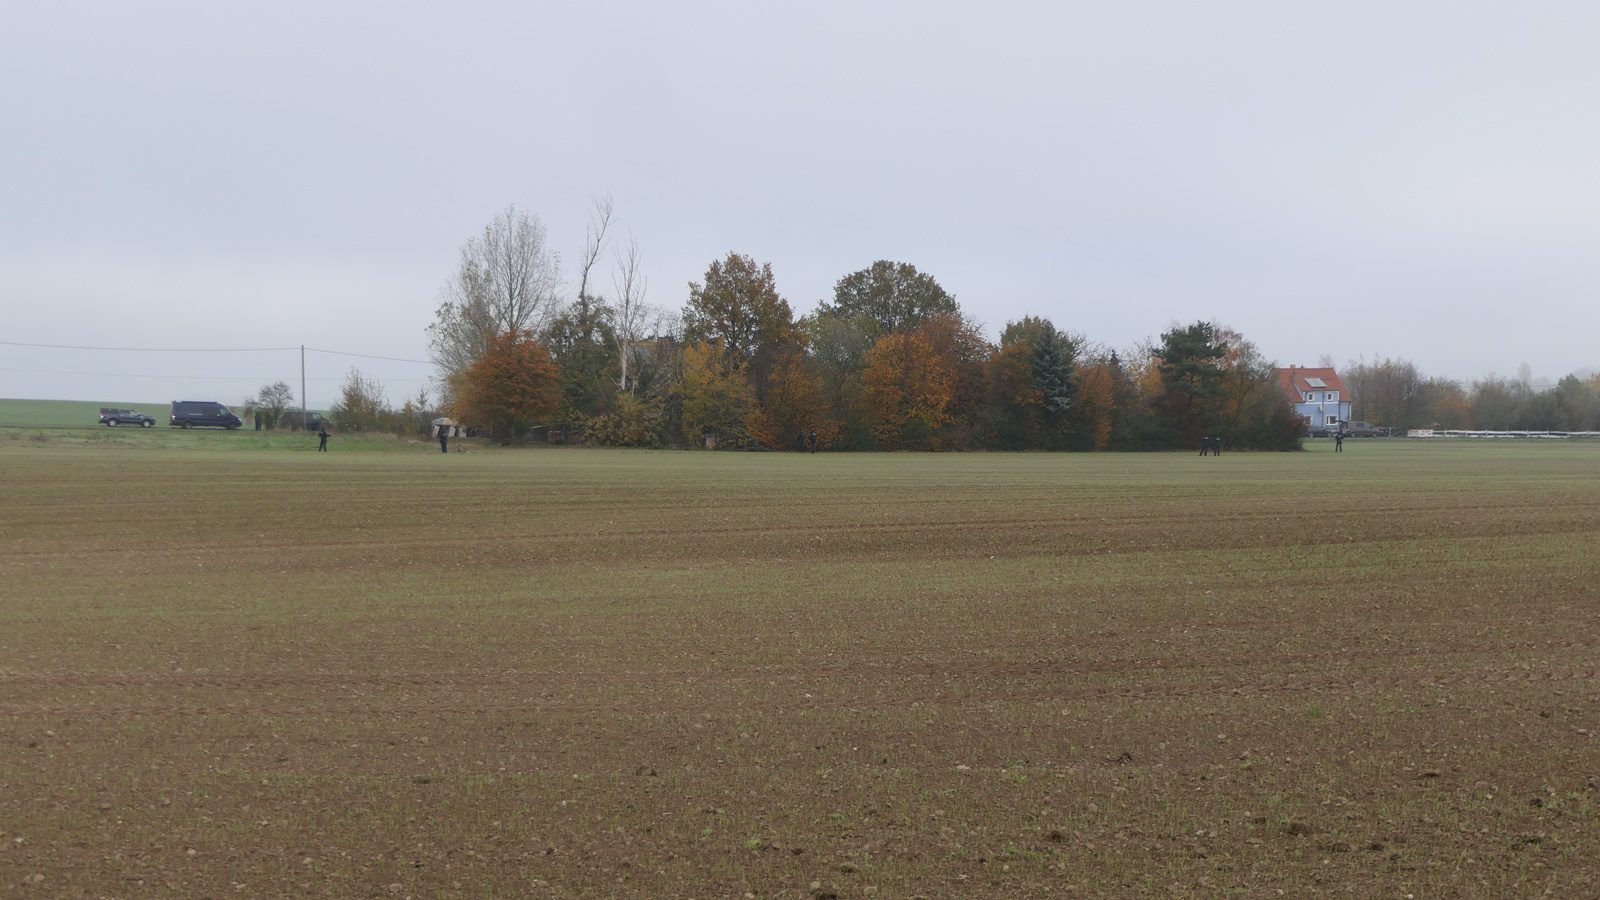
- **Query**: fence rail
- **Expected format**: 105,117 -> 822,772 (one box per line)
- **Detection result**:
1406,428 -> 1600,439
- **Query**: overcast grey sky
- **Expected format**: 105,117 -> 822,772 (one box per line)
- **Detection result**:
4,1 -> 1597,407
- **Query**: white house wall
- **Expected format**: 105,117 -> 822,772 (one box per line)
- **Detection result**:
1292,401 -> 1351,425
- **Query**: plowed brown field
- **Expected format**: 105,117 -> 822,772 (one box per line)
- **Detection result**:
3,437 -> 1598,897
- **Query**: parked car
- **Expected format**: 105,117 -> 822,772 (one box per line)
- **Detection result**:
1345,421 -> 1386,437
170,400 -> 242,430
99,408 -> 156,428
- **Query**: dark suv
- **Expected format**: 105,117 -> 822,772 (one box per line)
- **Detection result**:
99,408 -> 156,428
170,400 -> 242,430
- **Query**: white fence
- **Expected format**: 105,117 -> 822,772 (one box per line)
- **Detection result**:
1407,429 -> 1600,439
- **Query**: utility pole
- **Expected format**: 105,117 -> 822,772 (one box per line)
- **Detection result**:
301,344 -> 308,431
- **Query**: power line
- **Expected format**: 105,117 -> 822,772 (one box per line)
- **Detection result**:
0,340 -> 298,352
0,366 -> 318,381
2,339 -> 437,365
0,367 -> 431,383
305,347 -> 434,365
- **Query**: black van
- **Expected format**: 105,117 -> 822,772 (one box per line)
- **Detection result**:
171,400 -> 242,430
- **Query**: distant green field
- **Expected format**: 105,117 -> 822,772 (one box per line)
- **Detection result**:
0,397 -> 171,427
0,397 -> 331,431
0,422 -> 425,453
0,396 -> 412,453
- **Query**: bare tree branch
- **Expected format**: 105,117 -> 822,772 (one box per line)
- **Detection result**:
611,232 -> 652,391
427,206 -> 563,376
576,194 -> 614,306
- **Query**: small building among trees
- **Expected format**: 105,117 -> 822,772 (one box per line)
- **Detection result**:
1276,366 -> 1352,431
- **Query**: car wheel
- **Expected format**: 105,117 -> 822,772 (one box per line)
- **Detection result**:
141,420 -> 153,428
108,419 -> 119,426
181,421 -> 191,429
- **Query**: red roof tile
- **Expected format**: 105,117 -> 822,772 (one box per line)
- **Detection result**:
1275,366 -> 1350,401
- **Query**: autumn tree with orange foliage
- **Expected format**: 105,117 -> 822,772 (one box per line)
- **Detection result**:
1423,378 -> 1471,429
678,340 -> 752,446
916,313 -> 991,443
457,328 -> 561,442
746,352 -> 839,450
1077,364 -> 1116,451
987,316 -> 1075,449
1216,325 -> 1269,430
683,253 -> 801,392
862,331 -> 955,449
991,338 -> 1037,409
988,337 -> 1038,448
1213,327 -> 1301,449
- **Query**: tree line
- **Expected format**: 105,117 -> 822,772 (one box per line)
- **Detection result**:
240,375 -> 436,436
255,204 -> 1598,447
1341,358 -> 1600,433
420,205 -> 1304,451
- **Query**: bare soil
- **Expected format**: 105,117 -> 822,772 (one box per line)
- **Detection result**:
2,440 -> 1597,896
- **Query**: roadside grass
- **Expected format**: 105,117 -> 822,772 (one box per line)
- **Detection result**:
2,440 -> 1598,896
0,397 -> 172,427
0,398 -> 331,439
0,423 -> 425,452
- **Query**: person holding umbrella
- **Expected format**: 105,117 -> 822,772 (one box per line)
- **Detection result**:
432,417 -> 455,454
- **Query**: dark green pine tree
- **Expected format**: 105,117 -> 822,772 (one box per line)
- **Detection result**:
1154,321 -> 1228,446
544,294 -> 619,419
1031,332 -> 1073,414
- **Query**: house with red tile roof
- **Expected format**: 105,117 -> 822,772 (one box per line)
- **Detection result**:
1276,366 -> 1351,430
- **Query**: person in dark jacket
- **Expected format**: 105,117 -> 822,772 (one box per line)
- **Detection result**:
1212,434 -> 1222,456
1199,434 -> 1210,456
1335,430 -> 1345,453
809,430 -> 818,453
317,426 -> 329,452
439,427 -> 449,454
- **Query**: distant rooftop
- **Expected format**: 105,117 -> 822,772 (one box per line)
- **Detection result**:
1275,366 -> 1351,402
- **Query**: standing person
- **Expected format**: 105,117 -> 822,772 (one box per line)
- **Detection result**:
1213,434 -> 1222,456
317,425 -> 329,452
438,426 -> 449,454
1199,434 -> 1210,456
809,429 -> 818,453
1335,430 -> 1345,453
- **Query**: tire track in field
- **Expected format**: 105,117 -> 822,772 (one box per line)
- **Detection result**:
3,665 -> 1594,719
2,635 -> 1593,689
6,500 -> 1598,568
